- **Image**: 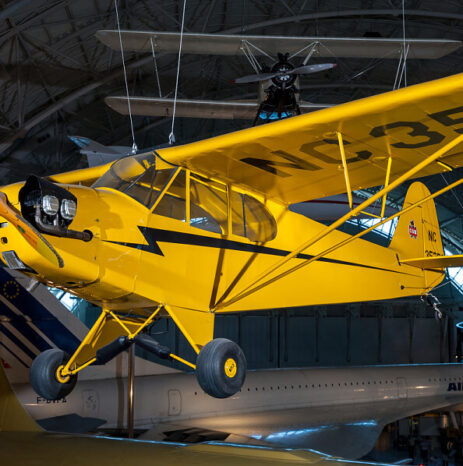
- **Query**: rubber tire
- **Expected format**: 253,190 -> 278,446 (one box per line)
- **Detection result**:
196,338 -> 246,399
30,349 -> 77,400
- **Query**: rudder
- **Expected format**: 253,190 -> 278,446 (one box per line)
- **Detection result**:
389,182 -> 445,289
389,181 -> 444,260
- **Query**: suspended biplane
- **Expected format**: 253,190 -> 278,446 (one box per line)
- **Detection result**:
1,73 -> 463,400
99,30 -> 461,122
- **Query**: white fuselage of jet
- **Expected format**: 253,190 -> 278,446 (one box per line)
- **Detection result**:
14,362 -> 463,459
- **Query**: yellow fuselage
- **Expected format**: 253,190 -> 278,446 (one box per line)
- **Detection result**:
0,173 -> 442,315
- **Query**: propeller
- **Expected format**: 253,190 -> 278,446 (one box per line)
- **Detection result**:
234,63 -> 336,84
0,192 -> 64,268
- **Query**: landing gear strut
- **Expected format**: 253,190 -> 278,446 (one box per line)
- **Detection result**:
29,306 -> 247,401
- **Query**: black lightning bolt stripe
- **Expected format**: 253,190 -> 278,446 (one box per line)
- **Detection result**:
103,226 -> 416,276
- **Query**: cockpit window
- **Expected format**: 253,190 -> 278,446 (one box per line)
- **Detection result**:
94,155 -> 277,241
190,175 -> 227,234
93,153 -> 176,209
153,170 -> 187,222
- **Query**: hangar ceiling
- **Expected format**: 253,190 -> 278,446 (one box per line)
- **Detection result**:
1,0 -> 463,252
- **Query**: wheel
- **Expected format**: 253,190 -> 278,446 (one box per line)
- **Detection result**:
30,349 -> 77,400
195,338 -> 246,399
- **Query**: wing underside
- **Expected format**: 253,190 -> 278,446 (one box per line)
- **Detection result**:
157,73 -> 463,204
105,97 -> 332,120
139,416 -> 384,460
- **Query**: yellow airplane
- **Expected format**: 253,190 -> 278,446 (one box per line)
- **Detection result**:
1,72 -> 463,400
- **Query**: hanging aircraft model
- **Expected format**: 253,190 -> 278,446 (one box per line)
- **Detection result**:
2,69 -> 463,401
233,53 -> 336,125
98,30 -> 461,121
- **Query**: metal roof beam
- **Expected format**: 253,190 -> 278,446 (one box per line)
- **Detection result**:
0,53 -> 154,154
226,9 -> 463,34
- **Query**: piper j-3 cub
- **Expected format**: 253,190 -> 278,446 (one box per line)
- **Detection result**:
2,73 -> 463,400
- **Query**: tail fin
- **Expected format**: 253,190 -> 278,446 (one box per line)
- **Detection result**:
389,182 -> 445,285
389,181 -> 444,260
0,362 -> 41,432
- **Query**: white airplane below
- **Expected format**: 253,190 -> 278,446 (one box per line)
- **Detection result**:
13,363 -> 463,460
1,268 -> 462,460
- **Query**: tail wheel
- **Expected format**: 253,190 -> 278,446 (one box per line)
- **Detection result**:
195,338 -> 246,398
30,349 -> 77,400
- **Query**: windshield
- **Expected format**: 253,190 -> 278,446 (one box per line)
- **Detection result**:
92,153 -> 175,208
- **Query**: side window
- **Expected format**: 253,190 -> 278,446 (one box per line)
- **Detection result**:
153,170 -> 186,221
231,191 -> 276,242
231,191 -> 246,237
190,175 -> 228,234
243,195 -> 277,242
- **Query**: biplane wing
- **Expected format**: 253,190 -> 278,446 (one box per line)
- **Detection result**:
96,30 -> 462,59
104,96 -> 332,119
157,72 -> 463,204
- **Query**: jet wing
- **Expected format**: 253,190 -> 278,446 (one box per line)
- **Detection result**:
139,407 -> 385,460
157,73 -> 463,204
96,30 -> 461,59
105,96 -> 332,120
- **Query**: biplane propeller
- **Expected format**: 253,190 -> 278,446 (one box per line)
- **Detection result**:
233,52 -> 336,125
233,56 -> 336,84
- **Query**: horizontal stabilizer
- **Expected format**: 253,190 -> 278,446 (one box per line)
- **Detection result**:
401,255 -> 463,269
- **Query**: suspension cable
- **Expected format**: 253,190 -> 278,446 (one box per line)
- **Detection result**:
169,0 -> 187,145
402,0 -> 407,87
240,40 -> 261,74
114,0 -> 137,154
150,37 -> 163,98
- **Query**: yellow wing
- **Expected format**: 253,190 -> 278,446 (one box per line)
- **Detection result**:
158,72 -> 463,204
48,162 -> 113,186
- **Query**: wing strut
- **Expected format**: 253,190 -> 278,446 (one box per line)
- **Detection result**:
337,130 -> 392,219
337,131 -> 353,209
215,133 -> 463,310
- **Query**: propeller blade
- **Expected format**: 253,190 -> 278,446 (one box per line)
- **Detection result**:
288,63 -> 337,75
0,192 -> 64,268
233,72 -> 279,84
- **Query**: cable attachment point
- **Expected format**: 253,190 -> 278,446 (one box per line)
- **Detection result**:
131,142 -> 138,154
421,293 -> 442,319
168,132 -> 176,145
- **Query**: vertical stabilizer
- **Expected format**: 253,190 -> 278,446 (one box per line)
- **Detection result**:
0,363 -> 41,432
389,181 -> 445,287
389,181 -> 444,259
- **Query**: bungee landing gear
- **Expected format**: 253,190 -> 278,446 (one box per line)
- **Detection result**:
29,304 -> 247,400
30,336 -> 247,401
